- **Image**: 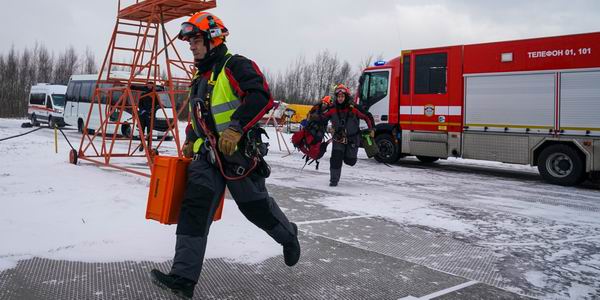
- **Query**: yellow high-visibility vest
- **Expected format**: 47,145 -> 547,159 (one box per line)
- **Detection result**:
189,55 -> 240,153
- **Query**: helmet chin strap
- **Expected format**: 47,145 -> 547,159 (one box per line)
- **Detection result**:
203,34 -> 212,58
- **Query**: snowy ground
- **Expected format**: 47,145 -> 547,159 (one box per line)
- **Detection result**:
1,118 -> 599,299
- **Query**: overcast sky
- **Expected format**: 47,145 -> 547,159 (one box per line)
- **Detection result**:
1,0 -> 599,74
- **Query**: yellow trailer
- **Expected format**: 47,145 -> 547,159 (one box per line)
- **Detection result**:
286,103 -> 314,123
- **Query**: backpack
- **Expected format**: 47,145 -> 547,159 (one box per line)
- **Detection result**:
291,123 -> 329,169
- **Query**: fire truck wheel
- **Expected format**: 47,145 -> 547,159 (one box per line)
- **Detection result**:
69,149 -> 78,165
537,144 -> 585,186
416,156 -> 439,163
375,133 -> 400,164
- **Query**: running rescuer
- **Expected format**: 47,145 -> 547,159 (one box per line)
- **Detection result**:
150,12 -> 301,299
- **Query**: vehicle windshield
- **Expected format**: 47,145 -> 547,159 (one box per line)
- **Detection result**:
51,94 -> 66,107
359,71 -> 389,110
158,93 -> 173,108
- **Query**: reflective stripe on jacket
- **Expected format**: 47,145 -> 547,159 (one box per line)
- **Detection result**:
190,55 -> 240,153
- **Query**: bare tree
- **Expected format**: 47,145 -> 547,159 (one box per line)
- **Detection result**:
284,56 -> 306,103
0,46 -> 20,117
17,49 -> 34,116
325,52 -> 340,96
28,45 -> 39,85
271,72 -> 285,101
264,49 -> 361,105
264,69 -> 282,100
53,46 -> 79,84
37,44 -> 54,83
335,61 -> 354,91
313,50 -> 330,101
0,55 -> 6,117
300,59 -> 313,104
0,56 -> 4,85
82,47 -> 97,74
0,43 -> 103,117
358,54 -> 374,72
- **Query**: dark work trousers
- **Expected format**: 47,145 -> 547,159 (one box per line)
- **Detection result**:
139,111 -> 151,138
329,136 -> 359,184
171,147 -> 297,282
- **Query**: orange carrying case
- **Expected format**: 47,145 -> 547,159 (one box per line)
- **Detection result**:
146,156 -> 223,224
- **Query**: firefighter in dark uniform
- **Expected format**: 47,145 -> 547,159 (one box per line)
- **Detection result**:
137,82 -> 155,151
150,12 -> 300,299
321,84 -> 375,186
138,81 -> 155,138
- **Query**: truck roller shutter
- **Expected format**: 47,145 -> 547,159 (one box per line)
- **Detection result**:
464,73 -> 555,133
560,70 -> 600,136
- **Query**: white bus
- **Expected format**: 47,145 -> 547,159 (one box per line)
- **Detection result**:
63,73 -> 175,140
28,84 -> 67,127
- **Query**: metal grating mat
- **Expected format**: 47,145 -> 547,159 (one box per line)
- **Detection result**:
0,233 -> 523,300
301,217 -> 506,287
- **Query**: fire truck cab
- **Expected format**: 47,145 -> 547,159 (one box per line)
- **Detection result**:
358,32 -> 600,186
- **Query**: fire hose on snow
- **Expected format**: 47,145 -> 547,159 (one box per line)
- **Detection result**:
0,122 -> 78,159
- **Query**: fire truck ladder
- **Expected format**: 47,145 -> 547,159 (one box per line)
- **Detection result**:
72,0 -> 217,177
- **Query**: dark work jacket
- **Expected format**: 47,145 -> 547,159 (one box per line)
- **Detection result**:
321,102 -> 374,137
138,91 -> 153,116
186,46 -> 273,142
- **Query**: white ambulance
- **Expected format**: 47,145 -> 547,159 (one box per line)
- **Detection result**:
27,84 -> 68,127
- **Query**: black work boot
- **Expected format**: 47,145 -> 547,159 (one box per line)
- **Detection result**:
150,269 -> 196,299
284,223 -> 301,266
330,168 -> 341,187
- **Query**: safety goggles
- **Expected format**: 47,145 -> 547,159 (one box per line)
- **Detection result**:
178,22 -> 201,41
334,88 -> 348,95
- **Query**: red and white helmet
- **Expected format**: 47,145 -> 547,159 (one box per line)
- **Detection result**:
334,84 -> 350,96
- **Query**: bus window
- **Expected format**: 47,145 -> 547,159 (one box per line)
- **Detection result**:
98,83 -> 111,104
68,82 -> 82,102
66,83 -> 75,101
80,81 -> 93,103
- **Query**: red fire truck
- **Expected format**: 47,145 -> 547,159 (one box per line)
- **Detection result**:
358,32 -> 600,186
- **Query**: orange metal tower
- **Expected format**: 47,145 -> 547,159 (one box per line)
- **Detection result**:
72,0 -> 216,177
